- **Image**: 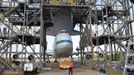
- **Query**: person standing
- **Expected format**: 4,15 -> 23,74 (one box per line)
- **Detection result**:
98,69 -> 107,75
68,60 -> 74,75
0,65 -> 5,75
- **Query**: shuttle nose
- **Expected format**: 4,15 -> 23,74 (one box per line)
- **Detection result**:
54,30 -> 73,58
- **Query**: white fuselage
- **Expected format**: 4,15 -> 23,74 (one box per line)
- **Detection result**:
54,30 -> 73,58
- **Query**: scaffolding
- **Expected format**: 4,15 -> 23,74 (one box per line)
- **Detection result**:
80,0 -> 134,68
0,0 -> 134,70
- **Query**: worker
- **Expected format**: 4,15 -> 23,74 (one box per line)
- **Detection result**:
76,0 -> 81,5
0,65 -> 5,75
68,60 -> 74,75
127,57 -> 134,75
98,68 -> 107,75
127,69 -> 134,75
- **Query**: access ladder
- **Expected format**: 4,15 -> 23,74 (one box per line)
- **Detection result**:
123,42 -> 134,75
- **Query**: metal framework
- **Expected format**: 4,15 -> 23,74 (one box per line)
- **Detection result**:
0,0 -> 134,70
80,0 -> 134,68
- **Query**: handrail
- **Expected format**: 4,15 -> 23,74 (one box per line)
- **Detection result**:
0,36 -> 17,51
0,56 -> 16,71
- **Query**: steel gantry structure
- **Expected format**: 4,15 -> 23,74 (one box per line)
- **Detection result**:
0,0 -> 134,70
80,0 -> 134,68
0,0 -> 43,70
0,0 -> 89,70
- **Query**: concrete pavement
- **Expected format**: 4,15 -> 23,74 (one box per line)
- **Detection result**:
39,68 -> 99,75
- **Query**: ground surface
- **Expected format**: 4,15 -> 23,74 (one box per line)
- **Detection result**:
39,68 -> 99,75
38,67 -> 124,75
2,68 -> 124,75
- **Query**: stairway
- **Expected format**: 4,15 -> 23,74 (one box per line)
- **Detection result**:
0,56 -> 16,71
0,1 -> 20,34
0,17 -> 18,34
123,41 -> 134,75
0,36 -> 17,52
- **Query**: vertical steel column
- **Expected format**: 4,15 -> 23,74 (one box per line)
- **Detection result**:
129,1 -> 133,41
23,0 -> 27,62
9,44 -> 12,60
40,0 -> 46,64
43,28 -> 47,62
80,23 -> 83,64
9,22 -> 14,60
88,0 -> 94,66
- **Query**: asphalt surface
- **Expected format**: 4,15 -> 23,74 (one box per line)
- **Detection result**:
39,68 -> 99,75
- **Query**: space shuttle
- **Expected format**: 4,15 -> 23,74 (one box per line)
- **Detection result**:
54,30 -> 73,58
45,8 -> 80,58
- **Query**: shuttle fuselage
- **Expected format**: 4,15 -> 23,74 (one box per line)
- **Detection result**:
54,30 -> 73,58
